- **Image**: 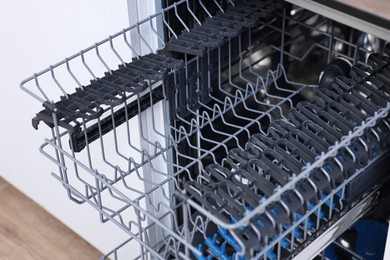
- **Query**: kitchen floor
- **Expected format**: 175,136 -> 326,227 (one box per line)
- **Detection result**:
0,177 -> 101,260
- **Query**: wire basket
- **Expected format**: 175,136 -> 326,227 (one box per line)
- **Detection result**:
21,0 -> 390,259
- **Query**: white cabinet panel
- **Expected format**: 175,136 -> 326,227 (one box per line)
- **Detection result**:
0,0 -> 141,256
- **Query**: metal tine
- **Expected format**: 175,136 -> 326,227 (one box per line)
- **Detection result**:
149,16 -> 165,50
20,74 -> 48,104
277,63 -> 318,90
202,94 -> 257,134
70,136 -> 100,192
81,175 -> 167,260
111,161 -> 149,197
176,125 -> 215,168
177,112 -> 235,162
193,57 -> 270,135
78,120 -> 95,170
173,2 -> 190,33
65,58 -> 84,89
273,15 -> 334,61
94,43 -> 112,75
139,150 -> 177,199
93,116 -> 132,173
137,93 -> 165,148
136,22 -> 154,54
199,107 -> 245,149
147,85 -> 168,139
228,90 -> 267,131
198,0 -> 213,18
94,112 -> 149,184
228,0 -> 235,8
123,29 -> 140,59
226,37 -> 253,96
208,45 -> 265,115
50,66 -> 69,98
212,0 -> 224,13
107,106 -> 139,162
207,49 -> 244,100
170,113 -> 199,139
136,165 -> 177,210
122,98 -> 144,155
159,80 -> 180,127
243,82 -> 282,122
109,36 -> 125,66
161,10 -> 178,40
179,96 -> 250,147
186,211 -> 207,239
185,0 -> 202,26
194,111 -> 234,154
151,142 -> 196,188
255,68 -> 295,107
51,113 -> 72,194
196,98 -> 252,143
206,50 -> 267,125
235,33 -> 265,88
41,136 -> 105,199
80,50 -> 97,80
21,1 -> 184,104
259,65 -> 297,104
49,129 -> 68,185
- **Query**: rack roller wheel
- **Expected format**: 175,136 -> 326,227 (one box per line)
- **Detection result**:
319,58 -> 352,89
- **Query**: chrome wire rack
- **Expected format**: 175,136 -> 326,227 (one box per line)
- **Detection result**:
21,0 -> 390,259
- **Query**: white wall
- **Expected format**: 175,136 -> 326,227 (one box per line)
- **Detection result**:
0,0 -> 142,256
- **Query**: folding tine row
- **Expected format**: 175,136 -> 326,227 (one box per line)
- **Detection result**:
161,0 -> 284,119
32,53 -> 184,152
162,0 -> 282,57
184,46 -> 390,259
31,0 -> 282,152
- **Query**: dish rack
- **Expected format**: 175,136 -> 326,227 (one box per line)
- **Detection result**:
21,0 -> 390,259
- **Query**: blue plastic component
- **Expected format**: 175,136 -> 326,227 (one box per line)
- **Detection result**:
245,206 -> 268,230
266,249 -> 277,260
285,225 -> 303,239
231,216 -> 245,231
229,205 -> 278,260
335,189 -> 346,200
218,228 -> 241,252
325,164 -> 334,173
295,212 -> 314,230
205,234 -> 230,260
337,155 -> 346,162
256,244 -> 277,260
309,202 -> 325,219
322,193 -> 337,209
194,244 -> 208,260
245,205 -> 254,211
281,237 -> 290,249
270,208 -> 279,216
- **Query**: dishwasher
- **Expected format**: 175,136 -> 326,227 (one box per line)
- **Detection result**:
20,0 -> 390,259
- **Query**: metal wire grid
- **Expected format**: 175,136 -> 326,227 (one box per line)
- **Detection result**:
20,1 -> 390,259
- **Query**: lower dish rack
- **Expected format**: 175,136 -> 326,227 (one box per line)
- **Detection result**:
21,0 -> 390,259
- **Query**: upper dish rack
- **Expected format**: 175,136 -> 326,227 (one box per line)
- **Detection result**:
21,0 -> 390,259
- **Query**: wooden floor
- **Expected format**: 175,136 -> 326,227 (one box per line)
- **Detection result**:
0,177 -> 101,260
